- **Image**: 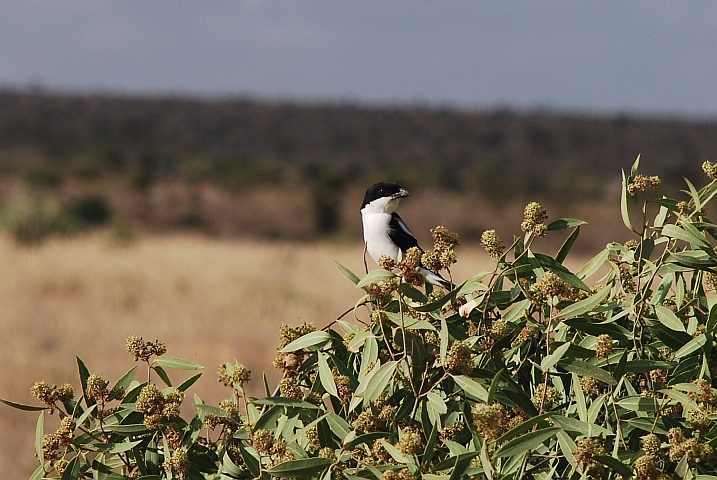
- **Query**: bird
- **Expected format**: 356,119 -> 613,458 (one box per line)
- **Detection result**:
360,181 -> 452,290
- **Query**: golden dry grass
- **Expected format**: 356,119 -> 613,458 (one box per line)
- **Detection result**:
0,234 -> 497,477
0,234 -> 591,477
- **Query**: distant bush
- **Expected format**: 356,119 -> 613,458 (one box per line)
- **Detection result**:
67,194 -> 112,225
25,166 -> 62,188
6,159 -> 717,480
0,192 -> 59,244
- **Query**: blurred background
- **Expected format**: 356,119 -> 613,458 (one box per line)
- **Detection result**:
1,1 -> 716,476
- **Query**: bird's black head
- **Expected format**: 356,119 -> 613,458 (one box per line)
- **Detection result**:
361,182 -> 410,210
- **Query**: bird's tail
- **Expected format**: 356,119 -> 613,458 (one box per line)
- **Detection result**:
421,267 -> 454,291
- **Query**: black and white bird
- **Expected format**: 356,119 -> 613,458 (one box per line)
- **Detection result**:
360,181 -> 452,290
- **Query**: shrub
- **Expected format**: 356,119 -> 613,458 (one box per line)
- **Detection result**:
67,194 -> 112,225
5,158 -> 717,479
0,192 -> 59,245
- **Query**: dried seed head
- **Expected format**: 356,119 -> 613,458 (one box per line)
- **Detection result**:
703,161 -> 717,180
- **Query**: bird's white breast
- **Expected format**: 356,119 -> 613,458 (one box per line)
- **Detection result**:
361,210 -> 399,263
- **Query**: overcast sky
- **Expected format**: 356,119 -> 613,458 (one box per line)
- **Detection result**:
2,1 -> 716,117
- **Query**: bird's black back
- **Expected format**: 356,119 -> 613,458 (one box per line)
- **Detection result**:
361,181 -> 404,210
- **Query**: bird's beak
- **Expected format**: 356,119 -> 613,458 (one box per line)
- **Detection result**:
392,188 -> 410,199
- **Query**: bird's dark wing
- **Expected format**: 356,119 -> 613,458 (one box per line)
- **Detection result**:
389,213 -> 422,253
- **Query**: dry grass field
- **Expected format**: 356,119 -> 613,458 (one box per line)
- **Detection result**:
0,233 -> 592,478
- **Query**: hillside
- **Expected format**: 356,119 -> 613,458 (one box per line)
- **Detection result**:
0,89 -> 713,249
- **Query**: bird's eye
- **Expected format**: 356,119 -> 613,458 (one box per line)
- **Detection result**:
379,188 -> 386,194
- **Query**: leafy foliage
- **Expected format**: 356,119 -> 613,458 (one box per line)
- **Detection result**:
6,160 -> 717,480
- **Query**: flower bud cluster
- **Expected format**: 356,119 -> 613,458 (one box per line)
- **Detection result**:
42,416 -> 74,462
667,427 -> 713,463
627,175 -> 661,196
633,454 -> 657,480
399,247 -> 426,287
163,449 -> 189,478
641,434 -> 662,455
521,202 -> 548,237
532,384 -> 561,410
126,335 -> 167,362
530,272 -> 577,305
480,229 -> 504,259
382,469 -> 415,480
595,334 -> 614,358
397,426 -> 424,455
421,228 -> 458,273
444,340 -> 473,374
218,361 -> 251,387
703,161 -> 717,180
273,322 -> 315,373
472,402 -> 507,440
31,381 -> 74,412
136,384 -> 184,430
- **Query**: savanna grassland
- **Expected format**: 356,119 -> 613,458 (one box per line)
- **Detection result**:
0,232 -> 592,478
0,90 -> 713,478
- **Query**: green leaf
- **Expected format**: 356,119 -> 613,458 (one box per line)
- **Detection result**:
595,455 -> 633,479
631,154 -> 641,175
541,342 -> 572,372
153,356 -> 202,370
110,365 -> 138,397
548,218 -> 587,231
674,334 -> 708,358
452,375 -> 488,402
0,398 -> 47,411
616,396 -> 660,412
621,170 -> 635,233
61,456 -> 81,480
318,352 -> 339,398
77,356 -> 94,407
105,424 -> 151,435
336,262 -> 360,285
153,365 -> 172,386
177,373 -> 202,392
493,412 -> 555,445
266,458 -> 334,477
558,284 -> 611,320
362,361 -> 398,405
86,439 -> 144,453
448,452 -> 480,480
577,248 -> 610,280
622,360 -> 676,373
662,224 -> 711,249
559,359 -> 617,385
487,369 -> 504,404
29,465 -> 44,480
35,411 -> 44,464
280,331 -> 333,352
494,427 -> 561,458
440,315 -> 448,366
249,397 -> 319,409
379,439 -> 409,464
551,416 -> 611,437
555,226 -> 581,263
344,432 -> 390,450
655,305 -> 686,332
356,269 -> 396,288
